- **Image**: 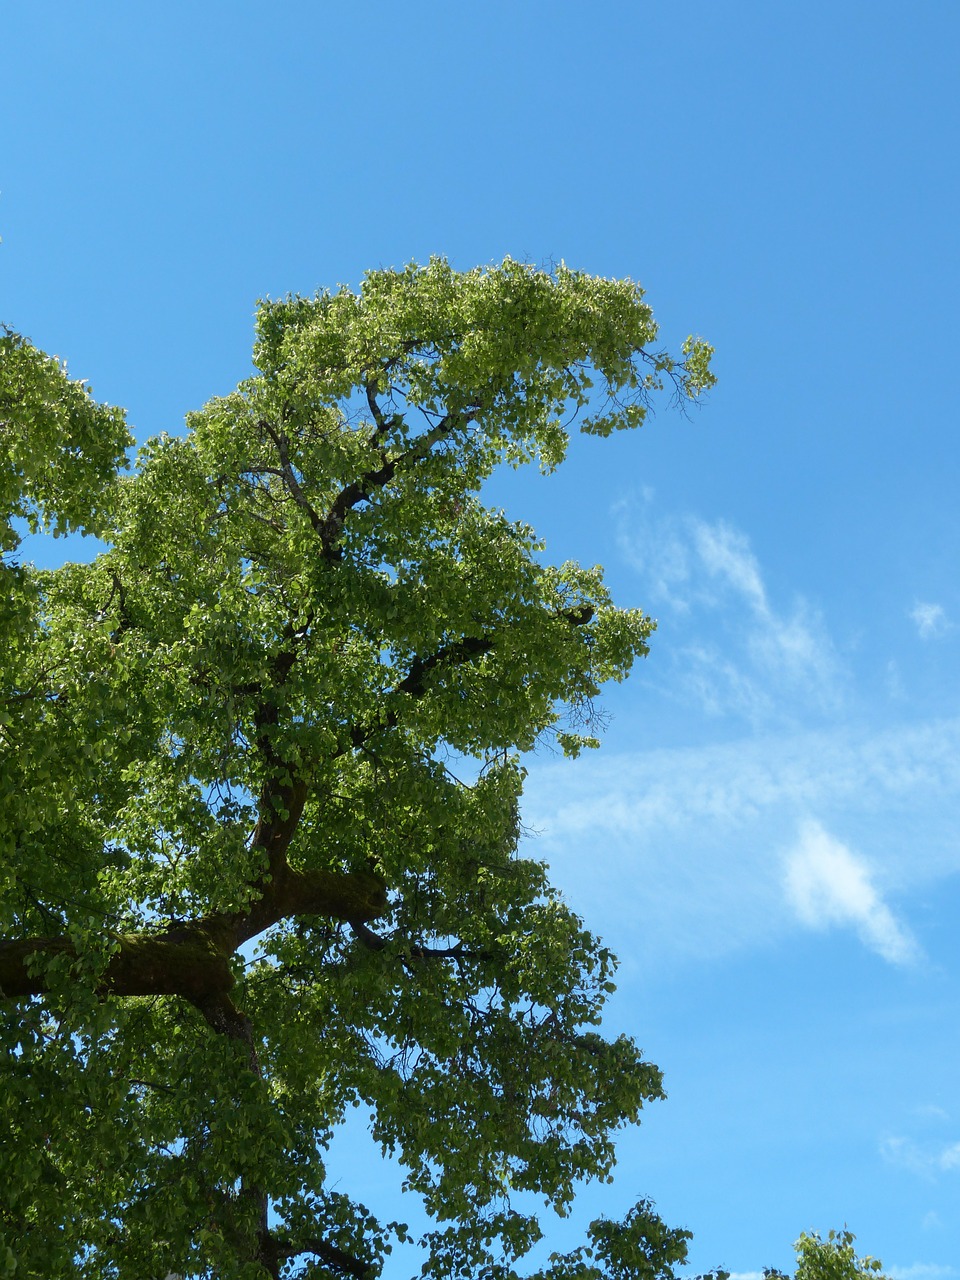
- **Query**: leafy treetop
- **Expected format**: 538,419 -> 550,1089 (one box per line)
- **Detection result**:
763,1229 -> 890,1280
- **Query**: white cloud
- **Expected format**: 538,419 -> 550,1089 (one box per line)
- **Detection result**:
880,1136 -> 923,1174
913,1104 -> 951,1123
784,821 -> 920,965
529,721 -> 960,858
523,718 -> 960,970
615,501 -> 841,725
613,500 -> 693,612
540,495 -> 960,969
910,602 -> 951,640
881,1135 -> 960,1177
888,1263 -> 958,1279
693,519 -> 768,613
671,644 -> 775,723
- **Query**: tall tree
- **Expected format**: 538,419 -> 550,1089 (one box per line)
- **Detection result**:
0,260 -> 716,1278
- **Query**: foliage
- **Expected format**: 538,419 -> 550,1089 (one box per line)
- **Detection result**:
0,259 -> 716,1278
757,1228 -> 889,1280
0,326 -> 131,550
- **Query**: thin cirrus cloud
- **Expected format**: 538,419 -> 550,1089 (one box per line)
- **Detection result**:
783,820 -> 920,966
614,498 -> 841,725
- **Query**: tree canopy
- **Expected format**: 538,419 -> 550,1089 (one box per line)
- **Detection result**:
761,1230 -> 889,1280
0,255 -> 844,1280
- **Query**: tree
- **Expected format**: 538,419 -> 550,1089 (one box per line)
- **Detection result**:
0,259 -> 716,1278
763,1229 -> 890,1280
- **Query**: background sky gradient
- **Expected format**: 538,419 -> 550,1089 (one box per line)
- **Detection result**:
4,4 -> 960,1275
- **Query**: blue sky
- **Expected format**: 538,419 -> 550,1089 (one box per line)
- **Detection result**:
4,2 -> 960,1275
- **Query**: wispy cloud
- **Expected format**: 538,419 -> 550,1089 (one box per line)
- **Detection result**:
886,659 -> 906,700
615,499 -> 841,725
529,721 -> 960,856
913,1105 -> 951,1123
784,821 -> 920,965
692,519 -> 768,613
888,1266 -> 959,1280
523,719 -> 960,969
910,602 -> 951,640
880,1136 -> 960,1178
562,495 -> 960,970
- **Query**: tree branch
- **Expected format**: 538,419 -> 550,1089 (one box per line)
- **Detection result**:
258,419 -> 325,535
0,866 -> 386,1004
0,924 -> 235,1001
263,1230 -> 377,1280
350,920 -> 497,964
394,633 -> 494,698
364,376 -> 393,436
343,604 -> 593,753
1,595 -> 590,1006
319,405 -> 480,561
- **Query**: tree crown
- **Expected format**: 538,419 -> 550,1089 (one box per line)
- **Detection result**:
1,259 -> 715,1278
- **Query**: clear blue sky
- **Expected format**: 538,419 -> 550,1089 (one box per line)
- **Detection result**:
4,3 -> 960,1276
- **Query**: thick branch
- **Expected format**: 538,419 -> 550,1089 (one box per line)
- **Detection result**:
0,926 -> 234,1000
249,773 -> 308,889
246,635 -> 315,880
231,864 -> 388,946
189,987 -> 256,1042
395,633 -> 494,698
0,868 -> 386,1004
